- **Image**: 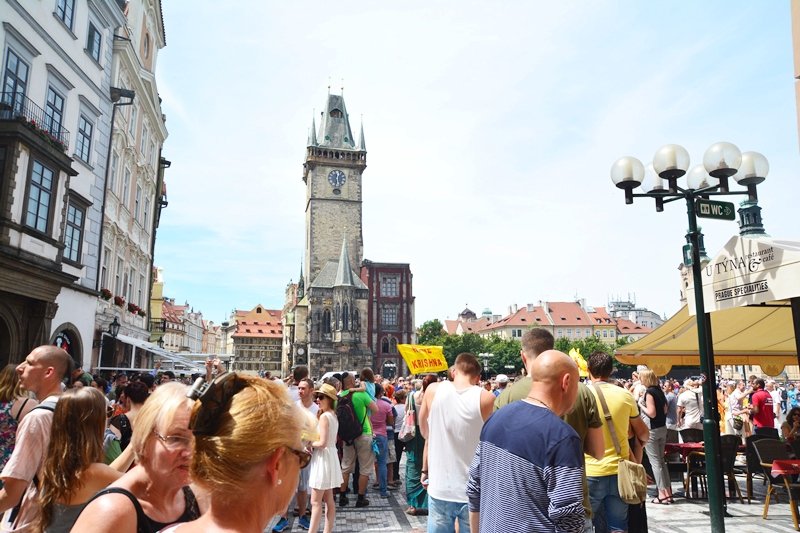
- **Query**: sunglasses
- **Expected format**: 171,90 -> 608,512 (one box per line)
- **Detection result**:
188,372 -> 247,436
286,446 -> 312,469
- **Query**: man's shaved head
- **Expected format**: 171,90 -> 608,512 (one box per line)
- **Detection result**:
35,345 -> 73,381
529,350 -> 579,416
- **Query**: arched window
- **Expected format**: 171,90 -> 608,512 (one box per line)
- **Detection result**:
390,337 -> 398,354
381,337 -> 389,354
322,309 -> 331,334
342,303 -> 349,331
352,309 -> 359,332
334,303 -> 340,330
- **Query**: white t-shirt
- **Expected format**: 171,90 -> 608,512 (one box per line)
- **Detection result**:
677,388 -> 703,429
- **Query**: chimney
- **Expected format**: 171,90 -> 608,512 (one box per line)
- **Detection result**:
508,305 -> 512,316
513,304 -> 518,313
526,303 -> 534,312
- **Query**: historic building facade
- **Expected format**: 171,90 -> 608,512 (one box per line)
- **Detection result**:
0,0 -> 127,366
285,92 -> 415,378
230,305 -> 282,374
94,0 -> 168,369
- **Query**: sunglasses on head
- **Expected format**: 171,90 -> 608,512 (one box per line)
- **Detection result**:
187,372 -> 247,436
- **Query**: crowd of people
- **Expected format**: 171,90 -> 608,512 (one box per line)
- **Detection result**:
0,338 -> 793,532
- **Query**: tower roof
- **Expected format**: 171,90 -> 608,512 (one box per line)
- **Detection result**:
334,237 -> 356,286
358,119 -> 366,151
307,115 -> 318,147
318,93 -> 355,149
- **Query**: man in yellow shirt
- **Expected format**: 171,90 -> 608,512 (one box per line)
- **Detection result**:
585,352 -> 649,533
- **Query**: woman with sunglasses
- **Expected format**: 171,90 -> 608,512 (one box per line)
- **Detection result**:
307,383 -> 343,533
159,372 -> 309,533
72,382 -> 201,533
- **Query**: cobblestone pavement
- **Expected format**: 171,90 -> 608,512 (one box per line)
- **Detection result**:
263,462 -> 799,532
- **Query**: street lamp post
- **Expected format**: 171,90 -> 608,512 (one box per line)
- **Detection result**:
611,142 -> 769,533
478,352 -> 493,379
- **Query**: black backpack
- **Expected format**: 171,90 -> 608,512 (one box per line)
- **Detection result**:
336,391 -> 366,445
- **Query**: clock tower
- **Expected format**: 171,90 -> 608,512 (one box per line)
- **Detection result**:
303,93 -> 366,284
290,92 -> 372,376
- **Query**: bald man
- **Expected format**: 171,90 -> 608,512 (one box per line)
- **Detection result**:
467,350 -> 585,533
0,345 -> 71,529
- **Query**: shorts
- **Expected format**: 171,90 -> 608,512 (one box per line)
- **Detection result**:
297,461 -> 310,491
341,433 -> 375,475
388,435 -> 397,462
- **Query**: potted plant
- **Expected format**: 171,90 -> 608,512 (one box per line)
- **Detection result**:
137,309 -> 146,317
127,302 -> 139,314
100,288 -> 112,300
113,295 -> 125,307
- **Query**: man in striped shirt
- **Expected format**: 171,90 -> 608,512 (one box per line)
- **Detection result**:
467,350 -> 584,533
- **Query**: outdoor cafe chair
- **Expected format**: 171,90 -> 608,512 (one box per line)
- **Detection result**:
753,438 -> 800,529
746,433 -> 780,502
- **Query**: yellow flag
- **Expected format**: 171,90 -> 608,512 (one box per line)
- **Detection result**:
569,347 -> 589,378
397,344 -> 448,374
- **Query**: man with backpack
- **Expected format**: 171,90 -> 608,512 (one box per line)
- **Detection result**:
337,372 -> 377,508
0,345 -> 71,530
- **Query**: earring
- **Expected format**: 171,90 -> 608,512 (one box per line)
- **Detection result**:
277,479 -> 282,486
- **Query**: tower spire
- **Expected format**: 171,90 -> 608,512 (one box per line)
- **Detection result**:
358,116 -> 366,151
307,113 -> 317,147
334,236 -> 356,287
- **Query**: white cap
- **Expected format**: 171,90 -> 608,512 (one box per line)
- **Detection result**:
496,374 -> 509,384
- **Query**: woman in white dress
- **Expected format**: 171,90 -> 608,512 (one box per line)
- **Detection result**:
308,383 -> 343,533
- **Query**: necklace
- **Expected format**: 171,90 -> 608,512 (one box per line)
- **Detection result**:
526,395 -> 553,412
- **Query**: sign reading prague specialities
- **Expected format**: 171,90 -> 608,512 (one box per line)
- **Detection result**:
695,198 -> 736,221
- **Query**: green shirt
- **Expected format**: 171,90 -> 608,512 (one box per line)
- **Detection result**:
340,389 -> 374,435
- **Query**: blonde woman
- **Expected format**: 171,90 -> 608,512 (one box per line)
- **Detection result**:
36,388 -> 133,532
308,383 -> 343,533
638,369 -> 672,504
160,373 -> 308,533
72,382 -> 200,532
0,364 -> 36,484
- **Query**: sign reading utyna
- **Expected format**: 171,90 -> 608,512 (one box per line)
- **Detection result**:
695,199 -> 736,221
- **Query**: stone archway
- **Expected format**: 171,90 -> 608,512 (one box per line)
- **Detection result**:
0,316 -> 11,368
50,323 -> 83,367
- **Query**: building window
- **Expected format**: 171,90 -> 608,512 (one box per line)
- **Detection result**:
602,330 -> 608,338
390,337 -> 398,354
25,160 -> 55,233
100,248 -> 110,288
140,125 -> 148,155
87,23 -> 102,62
148,141 -> 155,166
567,328 -> 572,338
2,49 -> 29,114
63,200 -> 85,263
55,0 -> 75,30
122,168 -> 131,206
381,276 -> 399,297
352,309 -> 359,332
109,151 -> 118,193
44,86 -> 64,138
134,185 -> 142,221
143,196 -> 150,228
322,309 -> 331,334
381,337 -> 389,354
381,306 -> 398,329
115,257 -> 123,294
138,273 -> 144,306
75,114 -> 93,163
128,105 -> 137,136
342,303 -> 349,331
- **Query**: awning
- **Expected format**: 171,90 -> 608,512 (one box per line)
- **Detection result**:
686,235 -> 800,315
98,333 -> 203,372
614,301 -> 797,377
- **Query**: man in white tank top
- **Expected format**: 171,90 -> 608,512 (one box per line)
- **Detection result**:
418,353 -> 495,533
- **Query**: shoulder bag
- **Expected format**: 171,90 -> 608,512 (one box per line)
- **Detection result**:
591,382 -> 647,505
398,393 -> 417,442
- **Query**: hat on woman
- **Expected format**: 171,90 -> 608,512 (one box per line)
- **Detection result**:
315,383 -> 338,403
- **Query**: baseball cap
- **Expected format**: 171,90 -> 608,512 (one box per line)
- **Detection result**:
496,374 -> 509,384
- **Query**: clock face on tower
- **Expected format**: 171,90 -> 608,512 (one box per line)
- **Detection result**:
328,169 -> 346,189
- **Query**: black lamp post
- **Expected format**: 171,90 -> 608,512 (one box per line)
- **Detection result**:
157,337 -> 164,349
108,316 -> 120,338
611,142 -> 769,533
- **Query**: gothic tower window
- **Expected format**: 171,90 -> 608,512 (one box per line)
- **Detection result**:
352,309 -> 360,332
381,337 -> 389,354
390,337 -> 398,354
322,309 -> 331,334
343,303 -> 349,331
334,303 -> 340,330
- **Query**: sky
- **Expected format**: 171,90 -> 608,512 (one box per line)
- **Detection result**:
154,1 -> 800,327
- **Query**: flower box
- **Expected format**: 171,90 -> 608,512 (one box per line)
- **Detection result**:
113,296 -> 125,307
100,288 -> 112,300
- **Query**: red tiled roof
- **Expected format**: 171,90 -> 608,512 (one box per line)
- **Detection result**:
483,306 -> 551,331
546,302 -> 591,327
232,305 -> 283,339
162,300 -> 183,324
444,320 -> 460,335
616,318 -> 652,334
458,316 -> 492,334
586,306 -> 615,326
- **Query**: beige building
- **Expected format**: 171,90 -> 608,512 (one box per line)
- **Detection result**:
231,305 -> 282,374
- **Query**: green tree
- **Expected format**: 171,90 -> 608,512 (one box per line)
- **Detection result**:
417,319 -> 446,345
442,333 -> 486,367
483,335 -> 522,375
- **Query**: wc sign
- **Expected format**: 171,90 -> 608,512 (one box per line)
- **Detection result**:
695,199 -> 736,221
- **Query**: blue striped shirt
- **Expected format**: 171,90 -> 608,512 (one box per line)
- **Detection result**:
466,400 -> 584,533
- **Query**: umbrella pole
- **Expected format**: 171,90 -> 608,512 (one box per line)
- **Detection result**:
792,298 -> 800,370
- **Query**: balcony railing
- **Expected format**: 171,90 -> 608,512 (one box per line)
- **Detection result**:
0,92 -> 70,151
149,319 -> 166,333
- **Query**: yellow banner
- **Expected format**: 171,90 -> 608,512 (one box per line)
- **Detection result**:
397,344 -> 448,374
569,347 -> 589,378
